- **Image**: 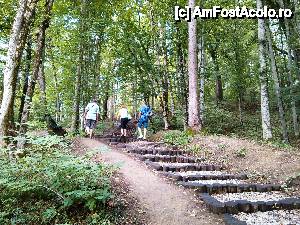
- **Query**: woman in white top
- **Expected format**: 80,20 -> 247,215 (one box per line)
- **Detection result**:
118,104 -> 130,136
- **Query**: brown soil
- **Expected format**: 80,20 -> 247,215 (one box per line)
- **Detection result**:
188,135 -> 300,187
78,137 -> 224,225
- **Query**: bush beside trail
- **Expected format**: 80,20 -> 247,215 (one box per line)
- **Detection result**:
0,135 -> 115,225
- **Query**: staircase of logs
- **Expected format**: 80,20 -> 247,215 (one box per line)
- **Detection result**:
96,131 -> 300,225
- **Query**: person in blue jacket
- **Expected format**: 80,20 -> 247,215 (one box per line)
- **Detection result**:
137,101 -> 152,140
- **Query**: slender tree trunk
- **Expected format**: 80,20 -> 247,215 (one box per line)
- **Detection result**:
198,26 -> 205,124
187,0 -> 201,130
102,79 -> 109,120
177,38 -> 188,125
278,0 -> 300,136
0,0 -> 38,145
18,0 -> 54,141
53,71 -> 61,122
102,94 -> 109,120
266,22 -> 289,142
294,0 -> 300,34
210,48 -> 223,104
18,36 -> 32,123
291,0 -> 300,82
238,95 -> 243,125
162,44 -> 169,130
38,46 -> 47,107
71,0 -> 86,132
71,62 -> 82,132
257,0 -> 272,140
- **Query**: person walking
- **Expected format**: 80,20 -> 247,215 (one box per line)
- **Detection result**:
84,98 -> 100,138
137,101 -> 152,140
118,104 -> 130,137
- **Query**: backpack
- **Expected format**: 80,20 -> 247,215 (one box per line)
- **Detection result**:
141,106 -> 152,119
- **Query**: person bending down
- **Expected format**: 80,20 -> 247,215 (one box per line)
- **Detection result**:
138,102 -> 152,140
84,98 -> 100,138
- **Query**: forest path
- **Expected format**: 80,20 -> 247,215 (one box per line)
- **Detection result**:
79,137 -> 224,225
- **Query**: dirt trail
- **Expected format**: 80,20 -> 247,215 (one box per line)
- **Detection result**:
79,138 -> 224,225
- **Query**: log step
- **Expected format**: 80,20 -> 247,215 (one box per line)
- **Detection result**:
129,148 -> 186,156
223,209 -> 300,225
146,161 -> 223,172
162,171 -> 247,182
138,154 -> 204,163
180,181 -> 281,194
201,192 -> 300,214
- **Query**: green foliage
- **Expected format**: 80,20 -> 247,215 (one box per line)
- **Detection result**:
163,130 -> 193,146
235,147 -> 247,158
169,110 -> 186,129
94,121 -> 114,135
186,144 -> 202,154
26,120 -> 48,131
0,136 -> 114,224
205,104 -> 241,134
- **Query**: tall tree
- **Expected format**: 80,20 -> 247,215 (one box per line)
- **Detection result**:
0,0 -> 39,145
187,0 -> 201,130
198,24 -> 205,124
71,0 -> 86,133
18,0 -> 54,143
266,21 -> 288,142
278,0 -> 299,137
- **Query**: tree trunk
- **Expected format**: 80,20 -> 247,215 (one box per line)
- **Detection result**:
102,79 -> 110,120
187,0 -> 201,130
18,36 -> 32,124
292,0 -> 300,81
238,95 -> 243,125
0,0 -> 39,145
198,26 -> 205,124
210,48 -> 223,103
53,71 -> 61,122
71,0 -> 86,132
294,0 -> 300,34
38,46 -> 47,107
278,0 -> 300,137
162,44 -> 170,130
257,0 -> 272,140
177,36 -> 188,125
18,0 -> 54,142
71,62 -> 82,132
266,21 -> 289,142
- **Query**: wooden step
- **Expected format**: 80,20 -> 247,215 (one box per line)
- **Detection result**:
162,171 -> 247,182
224,209 -> 300,225
146,161 -> 223,172
201,192 -> 300,214
138,154 -> 204,164
129,148 -> 186,156
180,181 -> 281,194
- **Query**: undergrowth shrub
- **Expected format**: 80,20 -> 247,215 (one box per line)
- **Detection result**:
0,135 -> 114,224
163,130 -> 193,146
149,114 -> 165,133
205,104 -> 240,134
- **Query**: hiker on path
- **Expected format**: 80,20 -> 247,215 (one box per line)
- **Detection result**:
84,98 -> 100,138
118,104 -> 131,137
137,101 -> 152,140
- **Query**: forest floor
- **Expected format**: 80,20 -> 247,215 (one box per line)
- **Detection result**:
75,137 -> 224,225
151,132 -> 300,194
192,135 -> 300,188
